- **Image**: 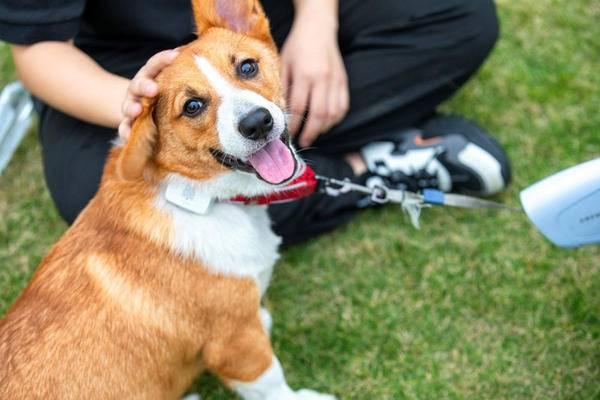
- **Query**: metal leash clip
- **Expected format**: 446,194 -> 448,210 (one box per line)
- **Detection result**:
315,176 -> 428,227
317,176 -> 393,203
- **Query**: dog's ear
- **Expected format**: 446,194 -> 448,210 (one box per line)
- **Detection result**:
193,0 -> 273,45
116,98 -> 158,181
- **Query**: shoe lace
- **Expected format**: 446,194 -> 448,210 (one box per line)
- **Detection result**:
386,149 -> 443,191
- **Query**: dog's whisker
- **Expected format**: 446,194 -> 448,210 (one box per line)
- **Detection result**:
295,146 -> 318,154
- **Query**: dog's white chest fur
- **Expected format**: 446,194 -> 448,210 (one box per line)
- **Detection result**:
155,176 -> 281,295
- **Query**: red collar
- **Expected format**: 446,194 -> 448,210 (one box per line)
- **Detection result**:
227,164 -> 318,205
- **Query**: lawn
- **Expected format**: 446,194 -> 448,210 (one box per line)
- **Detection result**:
1,0 -> 599,399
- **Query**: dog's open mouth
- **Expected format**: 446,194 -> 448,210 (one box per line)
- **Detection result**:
210,133 -> 297,185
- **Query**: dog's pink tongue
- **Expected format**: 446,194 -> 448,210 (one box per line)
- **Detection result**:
248,140 -> 295,184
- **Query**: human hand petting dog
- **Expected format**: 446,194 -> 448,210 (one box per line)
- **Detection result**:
118,49 -> 179,139
281,0 -> 349,148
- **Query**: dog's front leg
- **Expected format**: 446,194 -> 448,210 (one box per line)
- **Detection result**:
203,317 -> 336,400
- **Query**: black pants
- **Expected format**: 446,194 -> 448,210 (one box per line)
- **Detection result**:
38,0 -> 499,244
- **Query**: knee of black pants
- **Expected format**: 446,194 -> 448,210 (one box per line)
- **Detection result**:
400,0 -> 500,73
465,0 -> 500,69
398,0 -> 500,92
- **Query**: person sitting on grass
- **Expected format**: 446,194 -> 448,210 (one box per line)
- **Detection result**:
1,0 -> 510,244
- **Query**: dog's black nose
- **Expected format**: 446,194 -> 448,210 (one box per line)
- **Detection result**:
238,107 -> 273,140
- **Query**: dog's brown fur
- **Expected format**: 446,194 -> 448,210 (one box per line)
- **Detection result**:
0,0 -> 284,398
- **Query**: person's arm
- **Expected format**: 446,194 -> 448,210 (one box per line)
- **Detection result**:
281,0 -> 349,147
11,41 -> 177,136
11,41 -> 128,128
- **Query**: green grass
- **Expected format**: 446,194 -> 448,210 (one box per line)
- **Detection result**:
1,0 -> 599,398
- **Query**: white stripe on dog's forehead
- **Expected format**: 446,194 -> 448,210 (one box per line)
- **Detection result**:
193,55 -> 288,159
195,56 -> 235,95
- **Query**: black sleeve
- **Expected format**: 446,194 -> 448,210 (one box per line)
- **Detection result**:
0,0 -> 86,44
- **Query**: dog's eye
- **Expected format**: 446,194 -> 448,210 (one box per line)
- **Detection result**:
237,59 -> 259,79
182,99 -> 205,117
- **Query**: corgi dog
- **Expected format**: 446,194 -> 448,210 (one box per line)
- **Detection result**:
0,0 -> 336,399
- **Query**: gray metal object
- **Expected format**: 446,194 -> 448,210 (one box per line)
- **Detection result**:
0,81 -> 34,176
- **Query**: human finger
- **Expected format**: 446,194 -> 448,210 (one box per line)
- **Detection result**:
287,73 -> 311,135
299,82 -> 329,147
138,49 -> 179,79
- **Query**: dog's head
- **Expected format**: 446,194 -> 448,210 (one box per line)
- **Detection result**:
116,0 -> 298,197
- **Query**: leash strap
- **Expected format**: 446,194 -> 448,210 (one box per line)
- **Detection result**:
227,165 -> 512,228
422,189 -> 515,210
314,175 -> 513,228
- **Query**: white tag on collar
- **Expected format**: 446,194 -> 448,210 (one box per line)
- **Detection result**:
165,180 -> 213,215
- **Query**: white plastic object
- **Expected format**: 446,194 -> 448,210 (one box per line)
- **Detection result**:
520,158 -> 600,248
0,81 -> 34,176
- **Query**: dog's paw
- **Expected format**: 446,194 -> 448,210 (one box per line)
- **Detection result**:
294,389 -> 337,400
